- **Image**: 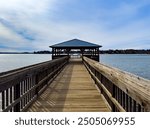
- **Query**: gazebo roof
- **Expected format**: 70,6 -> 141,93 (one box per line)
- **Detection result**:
50,39 -> 102,48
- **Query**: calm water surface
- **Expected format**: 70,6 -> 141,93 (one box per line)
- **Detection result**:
0,54 -> 150,80
0,54 -> 51,73
101,54 -> 150,80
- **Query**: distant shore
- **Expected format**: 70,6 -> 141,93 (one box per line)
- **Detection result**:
0,49 -> 150,54
100,49 -> 150,54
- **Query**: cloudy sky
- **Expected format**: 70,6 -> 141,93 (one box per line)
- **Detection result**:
0,0 -> 150,52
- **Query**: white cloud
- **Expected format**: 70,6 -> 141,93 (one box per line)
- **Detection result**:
0,22 -> 29,47
0,0 -> 55,11
0,0 -> 59,51
0,0 -> 150,51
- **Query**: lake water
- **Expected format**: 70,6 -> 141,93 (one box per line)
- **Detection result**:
0,54 -> 150,80
100,54 -> 150,80
0,54 -> 51,73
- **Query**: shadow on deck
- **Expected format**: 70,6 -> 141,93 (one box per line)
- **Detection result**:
27,58 -> 110,112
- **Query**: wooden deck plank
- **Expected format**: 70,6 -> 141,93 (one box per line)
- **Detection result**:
27,59 -> 110,112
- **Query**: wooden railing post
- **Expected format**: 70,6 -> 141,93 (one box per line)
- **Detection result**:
112,84 -> 116,111
14,83 -> 20,112
2,91 -> 5,110
35,74 -> 39,96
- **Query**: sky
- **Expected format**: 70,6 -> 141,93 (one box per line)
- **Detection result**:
0,0 -> 150,52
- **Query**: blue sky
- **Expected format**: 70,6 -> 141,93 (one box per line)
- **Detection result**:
0,0 -> 150,52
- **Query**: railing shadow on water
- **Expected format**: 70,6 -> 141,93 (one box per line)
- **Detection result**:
0,57 -> 69,112
83,56 -> 150,112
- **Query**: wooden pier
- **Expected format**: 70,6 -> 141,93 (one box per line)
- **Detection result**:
27,59 -> 110,112
0,56 -> 150,112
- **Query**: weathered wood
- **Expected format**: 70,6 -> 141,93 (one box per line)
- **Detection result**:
27,59 -> 110,112
0,57 -> 68,91
83,56 -> 150,112
83,61 -> 125,112
1,55 -> 149,112
14,83 -> 20,112
6,89 -> 9,107
2,91 -> 5,110
3,61 -> 67,112
0,57 -> 69,112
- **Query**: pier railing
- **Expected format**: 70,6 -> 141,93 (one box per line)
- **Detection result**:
83,56 -> 150,112
0,57 -> 69,112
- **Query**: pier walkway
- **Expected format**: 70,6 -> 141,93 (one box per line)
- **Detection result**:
27,59 -> 110,112
1,56 -> 150,112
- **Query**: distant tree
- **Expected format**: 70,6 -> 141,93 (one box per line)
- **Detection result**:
34,51 -> 51,54
100,49 -> 150,54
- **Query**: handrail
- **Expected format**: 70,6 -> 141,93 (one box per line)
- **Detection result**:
0,57 -> 69,112
83,56 -> 150,112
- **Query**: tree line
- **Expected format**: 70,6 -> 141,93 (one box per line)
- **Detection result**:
100,49 -> 150,54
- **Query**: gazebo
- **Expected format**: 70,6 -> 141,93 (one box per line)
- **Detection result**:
50,39 -> 102,61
